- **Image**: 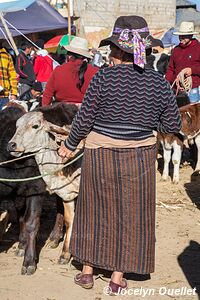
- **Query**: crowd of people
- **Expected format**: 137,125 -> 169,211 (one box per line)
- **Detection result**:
0,20 -> 199,111
0,15 -> 199,295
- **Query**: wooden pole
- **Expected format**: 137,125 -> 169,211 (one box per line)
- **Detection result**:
68,0 -> 71,42
0,13 -> 19,55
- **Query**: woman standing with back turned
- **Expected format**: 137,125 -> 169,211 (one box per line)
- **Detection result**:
59,16 -> 181,295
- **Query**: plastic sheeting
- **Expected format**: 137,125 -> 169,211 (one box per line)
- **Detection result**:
161,28 -> 180,48
0,0 -> 68,39
0,0 -> 35,12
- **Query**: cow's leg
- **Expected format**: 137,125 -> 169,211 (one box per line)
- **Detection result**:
172,140 -> 182,184
0,211 -> 9,242
21,195 -> 43,275
194,134 -> 200,172
16,203 -> 27,257
17,215 -> 27,257
47,197 -> 64,248
59,201 -> 74,264
161,141 -> 171,181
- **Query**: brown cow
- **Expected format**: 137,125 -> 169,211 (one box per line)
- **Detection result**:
158,103 -> 200,183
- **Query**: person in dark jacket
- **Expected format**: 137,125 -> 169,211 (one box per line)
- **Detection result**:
165,21 -> 200,103
15,41 -> 36,96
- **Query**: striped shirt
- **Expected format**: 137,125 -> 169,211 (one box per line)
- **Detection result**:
0,48 -> 18,97
65,64 -> 182,151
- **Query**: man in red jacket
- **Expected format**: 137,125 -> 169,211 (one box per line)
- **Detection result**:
33,39 -> 53,91
165,21 -> 200,103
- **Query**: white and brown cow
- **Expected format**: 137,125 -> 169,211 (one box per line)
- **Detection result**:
158,132 -> 183,183
8,110 -> 84,264
158,103 -> 200,183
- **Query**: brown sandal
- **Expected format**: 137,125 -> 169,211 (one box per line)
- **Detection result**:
74,273 -> 94,289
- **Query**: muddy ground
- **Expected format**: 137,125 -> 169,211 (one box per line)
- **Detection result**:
0,163 -> 200,300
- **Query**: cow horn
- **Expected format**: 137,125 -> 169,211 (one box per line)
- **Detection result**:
44,121 -> 71,135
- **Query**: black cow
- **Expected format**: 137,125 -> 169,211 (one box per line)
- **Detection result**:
0,106 -> 46,275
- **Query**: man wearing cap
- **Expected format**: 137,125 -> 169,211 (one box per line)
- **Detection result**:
165,21 -> 200,102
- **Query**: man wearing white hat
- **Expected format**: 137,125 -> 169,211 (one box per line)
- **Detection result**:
165,21 -> 200,102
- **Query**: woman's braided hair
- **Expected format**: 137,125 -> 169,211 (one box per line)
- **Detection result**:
67,52 -> 89,91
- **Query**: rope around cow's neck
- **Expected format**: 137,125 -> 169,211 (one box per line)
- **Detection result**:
0,151 -> 84,182
0,147 -> 62,166
0,151 -> 43,166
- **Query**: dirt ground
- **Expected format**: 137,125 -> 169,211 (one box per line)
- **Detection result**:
0,164 -> 200,300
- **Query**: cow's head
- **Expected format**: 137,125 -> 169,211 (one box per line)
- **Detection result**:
8,111 -> 70,157
180,110 -> 198,139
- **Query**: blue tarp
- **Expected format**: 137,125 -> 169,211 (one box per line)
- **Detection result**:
0,0 -> 68,39
161,28 -> 180,48
0,0 -> 35,12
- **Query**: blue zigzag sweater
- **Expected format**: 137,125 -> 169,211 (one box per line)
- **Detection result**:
65,64 -> 181,151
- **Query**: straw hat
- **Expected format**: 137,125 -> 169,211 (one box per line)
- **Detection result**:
173,21 -> 199,35
64,37 -> 92,59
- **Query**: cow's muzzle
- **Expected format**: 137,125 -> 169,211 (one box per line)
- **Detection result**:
7,142 -> 24,156
7,142 -> 17,152
7,142 -> 24,157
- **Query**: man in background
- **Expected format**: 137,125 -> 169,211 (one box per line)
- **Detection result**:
165,21 -> 200,102
15,41 -> 36,97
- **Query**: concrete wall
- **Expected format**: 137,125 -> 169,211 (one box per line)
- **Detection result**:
73,0 -> 176,46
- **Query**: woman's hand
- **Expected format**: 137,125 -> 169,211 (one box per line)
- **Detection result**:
58,142 -> 73,160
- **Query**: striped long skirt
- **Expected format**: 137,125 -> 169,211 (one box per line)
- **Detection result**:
69,145 -> 157,274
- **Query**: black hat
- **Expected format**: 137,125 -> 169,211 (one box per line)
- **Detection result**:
99,15 -> 151,68
32,81 -> 43,92
35,39 -> 45,49
151,38 -> 164,48
99,16 -> 150,51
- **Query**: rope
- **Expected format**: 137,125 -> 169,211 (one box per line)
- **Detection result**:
0,153 -> 35,166
4,18 -> 60,66
0,152 -> 84,182
171,70 -> 192,96
178,70 -> 192,92
0,27 -> 13,49
0,149 -> 57,166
